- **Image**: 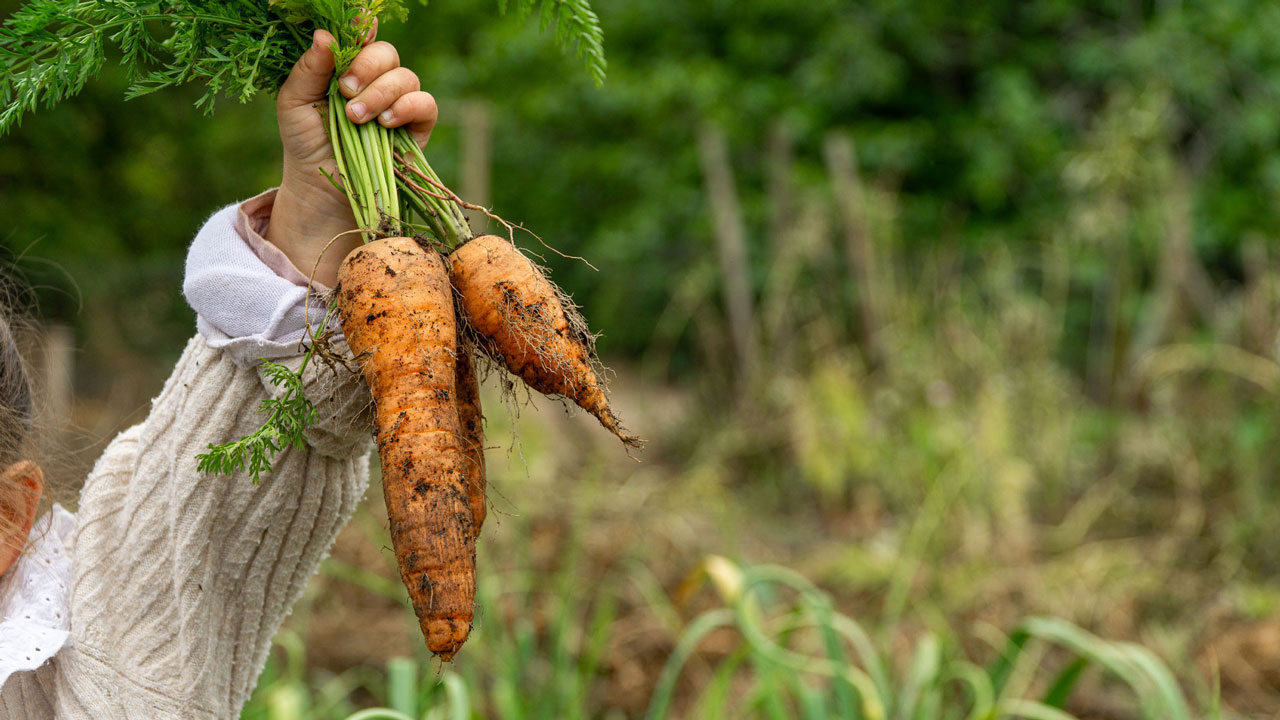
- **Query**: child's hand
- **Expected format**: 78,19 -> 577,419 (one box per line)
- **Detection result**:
267,29 -> 438,288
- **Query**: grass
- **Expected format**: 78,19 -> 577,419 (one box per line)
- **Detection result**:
649,558 -> 1212,720
242,553 -> 1226,719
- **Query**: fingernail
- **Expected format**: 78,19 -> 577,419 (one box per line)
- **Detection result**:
379,109 -> 395,124
340,73 -> 359,94
348,102 -> 368,121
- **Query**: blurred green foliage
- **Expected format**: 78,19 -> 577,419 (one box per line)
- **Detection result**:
4,0 -> 1280,361
241,528 -> 1223,719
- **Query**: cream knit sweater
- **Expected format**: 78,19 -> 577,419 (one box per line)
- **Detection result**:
0,198 -> 374,719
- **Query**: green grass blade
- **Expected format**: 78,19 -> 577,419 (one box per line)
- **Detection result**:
1207,656 -> 1222,720
793,676 -> 828,720
576,585 -> 618,711
987,629 -> 1031,698
693,643 -> 752,719
646,609 -> 737,720
829,615 -> 893,703
1114,642 -> 1192,720
1020,617 -> 1191,720
993,699 -> 1079,720
493,675 -> 523,720
739,564 -> 891,706
748,654 -> 797,720
896,633 -> 940,720
817,602 -> 859,720
628,559 -> 687,639
441,672 -> 471,720
732,572 -> 886,719
943,660 -> 995,720
385,657 -> 418,717
547,567 -> 580,718
1041,657 -> 1087,709
342,711 -> 415,720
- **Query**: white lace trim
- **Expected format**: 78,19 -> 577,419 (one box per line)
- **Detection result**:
0,504 -> 75,691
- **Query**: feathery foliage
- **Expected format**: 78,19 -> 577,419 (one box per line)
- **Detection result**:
195,358 -> 318,484
0,0 -> 301,132
0,0 -> 606,135
499,0 -> 606,86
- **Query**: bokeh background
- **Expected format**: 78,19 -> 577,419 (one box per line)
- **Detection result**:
3,0 -> 1280,717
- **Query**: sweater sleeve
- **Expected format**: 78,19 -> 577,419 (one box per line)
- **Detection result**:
2,194 -> 376,719
183,192 -> 340,368
45,337 -> 372,719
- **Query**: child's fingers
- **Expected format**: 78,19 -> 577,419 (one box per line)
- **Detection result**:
277,30 -> 337,112
377,91 -> 438,148
337,41 -> 400,98
346,67 -> 419,124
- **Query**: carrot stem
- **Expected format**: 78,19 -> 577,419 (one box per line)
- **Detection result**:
327,82 -> 365,233
331,82 -> 382,237
394,132 -> 470,246
319,40 -> 471,247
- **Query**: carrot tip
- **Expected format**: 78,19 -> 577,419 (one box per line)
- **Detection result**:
425,617 -> 471,661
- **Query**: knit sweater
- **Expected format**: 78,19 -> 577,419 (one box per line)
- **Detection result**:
0,197 -> 374,719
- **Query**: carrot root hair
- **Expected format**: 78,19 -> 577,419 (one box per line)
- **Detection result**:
448,235 -> 643,449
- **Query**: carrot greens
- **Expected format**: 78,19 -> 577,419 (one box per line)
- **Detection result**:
0,0 -> 604,133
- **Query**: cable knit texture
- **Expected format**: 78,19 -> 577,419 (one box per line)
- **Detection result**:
0,337 -> 372,720
0,196 -> 374,719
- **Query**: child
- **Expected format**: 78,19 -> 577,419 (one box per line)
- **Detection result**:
0,30 -> 437,719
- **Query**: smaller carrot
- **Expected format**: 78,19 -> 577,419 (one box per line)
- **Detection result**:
448,235 -> 642,448
454,343 -> 486,537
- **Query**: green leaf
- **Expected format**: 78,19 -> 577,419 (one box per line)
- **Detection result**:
196,357 -> 317,483
1041,658 -> 1088,709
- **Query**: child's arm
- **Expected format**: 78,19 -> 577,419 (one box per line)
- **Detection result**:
55,337 -> 368,718
16,34 -> 437,719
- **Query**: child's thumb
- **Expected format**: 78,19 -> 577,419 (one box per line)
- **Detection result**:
277,30 -> 337,111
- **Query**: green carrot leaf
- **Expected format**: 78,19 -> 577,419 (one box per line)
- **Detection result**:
500,0 -> 605,86
0,0 -> 607,137
196,358 -> 317,484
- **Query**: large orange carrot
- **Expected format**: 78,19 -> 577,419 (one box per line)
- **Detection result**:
448,234 -> 642,448
454,343 -> 486,536
337,237 -> 476,660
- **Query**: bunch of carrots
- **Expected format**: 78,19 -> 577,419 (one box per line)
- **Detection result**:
338,186 -> 642,661
321,12 -> 640,661
0,0 -> 636,661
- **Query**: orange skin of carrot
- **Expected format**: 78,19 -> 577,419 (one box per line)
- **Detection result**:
454,346 -> 486,537
337,237 -> 476,660
448,235 -> 641,448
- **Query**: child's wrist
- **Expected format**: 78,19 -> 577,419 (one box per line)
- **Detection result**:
266,180 -> 363,288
